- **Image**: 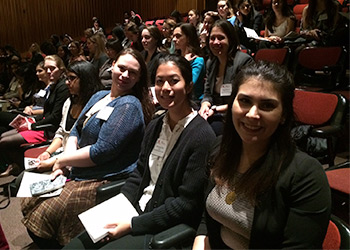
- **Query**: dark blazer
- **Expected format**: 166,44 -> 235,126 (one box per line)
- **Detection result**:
121,114 -> 216,235
202,51 -> 253,106
31,78 -> 69,138
198,150 -> 331,249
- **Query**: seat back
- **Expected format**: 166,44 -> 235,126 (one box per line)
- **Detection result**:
254,48 -> 289,65
323,220 -> 341,250
145,20 -> 154,26
155,19 -> 164,31
298,47 -> 343,70
293,90 -> 339,125
293,4 -> 308,25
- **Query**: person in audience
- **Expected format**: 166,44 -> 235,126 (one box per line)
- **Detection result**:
34,61 -> 103,171
173,23 -> 205,104
193,61 -> 331,249
68,40 -> 87,65
25,43 -> 45,65
188,9 -> 204,36
62,34 -> 73,46
0,55 -> 69,176
235,0 -> 263,34
0,61 -> 22,101
130,10 -> 142,26
87,33 -> 108,71
162,18 -> 177,54
300,0 -> 347,46
9,62 -> 45,111
21,48 -> 154,248
64,53 -> 216,249
99,38 -> 123,89
141,25 -> 168,81
124,22 -> 144,52
22,61 -> 51,115
217,0 -> 236,25
111,24 -> 127,47
200,11 -> 220,61
169,9 -> 184,24
260,0 -> 296,48
199,20 -> 253,135
57,44 -> 69,67
0,62 -> 47,134
92,17 -> 104,35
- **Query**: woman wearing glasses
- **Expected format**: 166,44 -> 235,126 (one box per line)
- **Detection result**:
34,61 -> 103,170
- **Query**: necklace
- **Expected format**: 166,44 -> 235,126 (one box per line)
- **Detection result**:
225,190 -> 236,205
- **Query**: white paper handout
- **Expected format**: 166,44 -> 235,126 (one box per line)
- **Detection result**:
243,27 -> 269,41
78,194 -> 139,243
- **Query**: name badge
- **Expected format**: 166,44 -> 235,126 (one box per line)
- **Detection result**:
152,138 -> 167,158
96,106 -> 114,121
37,89 -> 46,97
220,83 -> 232,97
318,13 -> 328,21
10,83 -> 17,91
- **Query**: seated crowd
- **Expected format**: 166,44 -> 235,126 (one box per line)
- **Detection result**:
0,0 -> 348,248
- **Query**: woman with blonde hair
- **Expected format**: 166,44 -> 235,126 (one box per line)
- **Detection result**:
87,33 -> 108,71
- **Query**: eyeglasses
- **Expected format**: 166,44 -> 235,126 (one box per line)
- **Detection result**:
272,1 -> 280,5
67,75 -> 78,82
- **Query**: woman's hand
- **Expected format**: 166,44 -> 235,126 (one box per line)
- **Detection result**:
193,235 -> 211,250
50,167 -> 69,180
23,106 -> 33,115
103,221 -> 132,241
268,36 -> 282,44
199,102 -> 213,120
236,11 -> 243,23
37,157 -> 56,172
38,151 -> 51,161
301,29 -> 321,40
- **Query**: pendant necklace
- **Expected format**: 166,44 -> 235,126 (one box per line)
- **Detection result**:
225,189 -> 236,205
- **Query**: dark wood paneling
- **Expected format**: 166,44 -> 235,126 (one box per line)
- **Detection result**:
0,0 -> 203,53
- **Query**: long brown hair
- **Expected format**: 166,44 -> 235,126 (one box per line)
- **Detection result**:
212,61 -> 295,202
114,48 -> 154,124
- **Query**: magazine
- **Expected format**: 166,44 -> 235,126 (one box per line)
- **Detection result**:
9,114 -> 35,131
17,172 -> 65,198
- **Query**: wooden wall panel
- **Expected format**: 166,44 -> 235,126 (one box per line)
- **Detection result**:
0,0 -> 202,53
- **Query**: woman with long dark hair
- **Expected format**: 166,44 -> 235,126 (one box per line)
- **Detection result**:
198,19 -> 253,135
260,0 -> 295,47
173,23 -> 205,103
193,61 -> 331,249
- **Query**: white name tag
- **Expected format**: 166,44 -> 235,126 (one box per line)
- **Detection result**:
37,89 -> 46,97
96,106 -> 114,121
152,138 -> 167,158
220,83 -> 232,97
318,13 -> 328,21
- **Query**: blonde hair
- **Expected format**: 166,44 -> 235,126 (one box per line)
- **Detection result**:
87,33 -> 106,60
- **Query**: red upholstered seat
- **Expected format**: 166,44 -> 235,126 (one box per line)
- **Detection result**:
323,220 -> 341,250
326,168 -> 350,194
254,48 -> 289,65
293,90 -> 338,125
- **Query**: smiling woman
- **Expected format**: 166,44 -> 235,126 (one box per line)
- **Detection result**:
199,19 -> 253,135
64,54 -> 216,249
193,61 -> 331,249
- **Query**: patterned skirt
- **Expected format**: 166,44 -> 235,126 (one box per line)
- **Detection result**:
21,179 -> 107,245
